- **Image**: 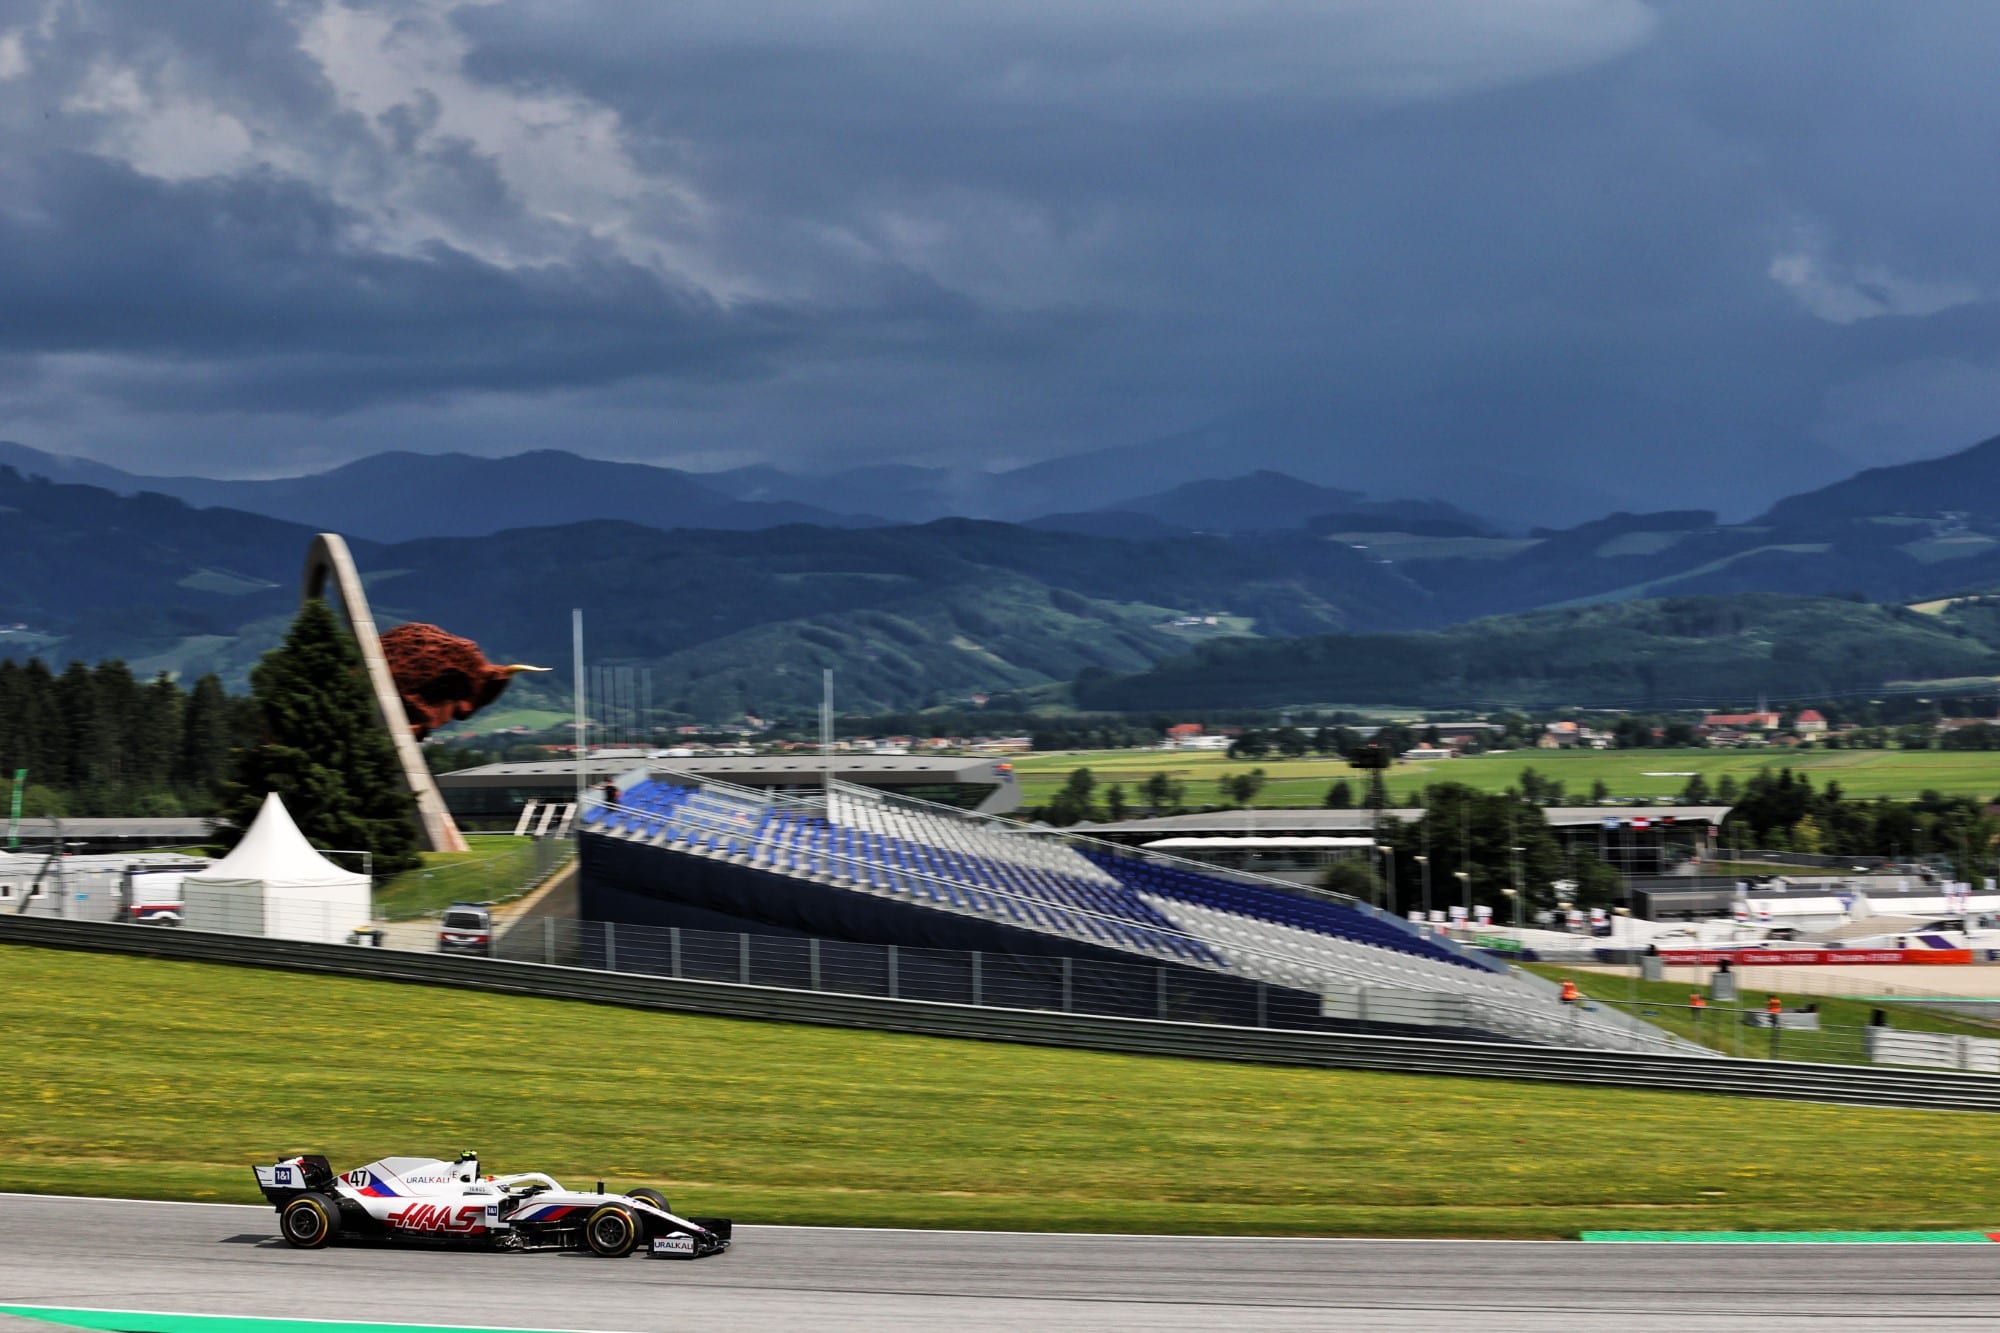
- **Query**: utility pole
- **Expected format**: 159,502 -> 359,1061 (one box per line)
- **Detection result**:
821,668 -> 835,795
572,609 -> 586,807
6,769 -> 22,850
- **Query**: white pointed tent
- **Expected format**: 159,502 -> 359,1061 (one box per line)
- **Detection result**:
181,792 -> 370,944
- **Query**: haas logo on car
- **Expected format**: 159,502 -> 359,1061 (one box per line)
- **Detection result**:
388,1202 -> 487,1233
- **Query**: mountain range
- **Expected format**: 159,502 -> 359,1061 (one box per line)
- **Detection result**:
7,428 -> 2000,714
0,442 -> 875,541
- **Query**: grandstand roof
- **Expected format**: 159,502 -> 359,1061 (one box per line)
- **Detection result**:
437,755 -> 1021,813
1142,836 -> 1378,849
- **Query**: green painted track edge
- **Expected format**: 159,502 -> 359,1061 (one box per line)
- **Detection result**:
1579,1230 -> 1997,1243
0,1307 -> 599,1333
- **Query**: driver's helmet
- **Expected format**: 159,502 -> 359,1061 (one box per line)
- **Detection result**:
454,1150 -> 479,1182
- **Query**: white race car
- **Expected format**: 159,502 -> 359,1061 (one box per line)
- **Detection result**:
254,1152 -> 731,1259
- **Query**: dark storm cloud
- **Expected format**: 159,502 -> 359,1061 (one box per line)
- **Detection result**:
0,151 -> 798,410
0,0 -> 1996,516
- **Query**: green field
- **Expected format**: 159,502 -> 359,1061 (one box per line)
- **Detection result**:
371,835 -> 554,920
10,944 -> 2000,1237
1522,965 -> 2000,1065
1013,746 -> 2000,809
434,706 -> 574,738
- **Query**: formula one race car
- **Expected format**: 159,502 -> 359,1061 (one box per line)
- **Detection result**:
254,1152 -> 730,1259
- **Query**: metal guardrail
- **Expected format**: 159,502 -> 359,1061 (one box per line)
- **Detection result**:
8,914 -> 2000,1112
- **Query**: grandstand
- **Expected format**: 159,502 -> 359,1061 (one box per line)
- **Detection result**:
580,773 -> 1697,1053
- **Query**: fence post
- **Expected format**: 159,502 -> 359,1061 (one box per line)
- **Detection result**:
1061,957 -> 1072,1012
1156,966 -> 1167,1020
670,926 -> 681,978
1256,981 -> 1268,1028
810,937 -> 821,991
543,917 -> 553,966
971,950 -> 982,1007
605,921 -> 617,972
740,932 -> 750,985
888,944 -> 899,999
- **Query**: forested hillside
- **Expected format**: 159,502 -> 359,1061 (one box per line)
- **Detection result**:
0,468 -> 1426,712
1074,596 -> 2000,711
17,439 -> 2000,717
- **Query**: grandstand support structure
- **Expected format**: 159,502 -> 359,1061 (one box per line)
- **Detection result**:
580,772 -> 1701,1055
301,532 -> 468,853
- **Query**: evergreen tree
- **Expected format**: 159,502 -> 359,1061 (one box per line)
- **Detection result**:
54,661 -> 110,789
1324,780 -> 1354,809
1043,767 -> 1100,826
132,672 -> 184,792
1105,783 -> 1130,822
1319,859 -> 1383,903
177,674 -> 234,792
1139,770 -> 1184,813
217,599 -> 421,876
1223,768 -> 1267,805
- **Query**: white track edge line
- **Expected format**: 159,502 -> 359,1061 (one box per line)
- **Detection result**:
10,1192 -> 1979,1244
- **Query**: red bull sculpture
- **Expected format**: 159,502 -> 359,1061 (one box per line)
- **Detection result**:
379,623 -> 550,739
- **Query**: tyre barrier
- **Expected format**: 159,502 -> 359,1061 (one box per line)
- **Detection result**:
6,914 -> 1999,1112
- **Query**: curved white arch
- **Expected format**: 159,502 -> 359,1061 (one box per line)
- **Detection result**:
302,532 -> 469,854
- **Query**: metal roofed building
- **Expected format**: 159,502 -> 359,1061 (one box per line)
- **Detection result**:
6,817 -> 212,852
435,754 -> 1022,827
1082,806 -> 1734,879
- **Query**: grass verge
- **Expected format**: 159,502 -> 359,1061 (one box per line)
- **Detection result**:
372,836 -> 550,920
1522,963 -> 2000,1064
8,943 -> 2000,1237
1012,745 -> 2000,807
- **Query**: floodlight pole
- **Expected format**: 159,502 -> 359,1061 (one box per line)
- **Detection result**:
821,668 -> 834,795
6,768 -> 22,850
572,609 -> 586,808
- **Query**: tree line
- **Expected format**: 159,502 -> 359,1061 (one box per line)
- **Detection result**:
3,601 -> 425,876
0,658 -> 251,817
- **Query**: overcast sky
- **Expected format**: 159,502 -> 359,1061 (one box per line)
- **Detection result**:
0,0 -> 1994,518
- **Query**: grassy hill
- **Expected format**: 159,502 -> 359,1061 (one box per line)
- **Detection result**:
1762,432 -> 2000,526
11,944 -> 2000,1237
1074,595 -> 2000,711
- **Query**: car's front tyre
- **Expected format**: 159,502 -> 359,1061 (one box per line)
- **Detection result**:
584,1203 -> 638,1257
626,1187 -> 671,1215
279,1192 -> 340,1249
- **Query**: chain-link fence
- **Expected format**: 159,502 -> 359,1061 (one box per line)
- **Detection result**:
490,914 -> 1502,1035
1582,996 -> 1883,1065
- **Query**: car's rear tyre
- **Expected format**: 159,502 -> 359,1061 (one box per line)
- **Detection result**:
626,1187 -> 671,1216
585,1203 -> 638,1257
280,1192 -> 340,1249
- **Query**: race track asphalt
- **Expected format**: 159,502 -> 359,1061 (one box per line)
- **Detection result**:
3,1194 -> 1999,1331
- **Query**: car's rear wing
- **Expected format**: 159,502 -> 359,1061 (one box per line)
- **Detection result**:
254,1154 -> 337,1201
